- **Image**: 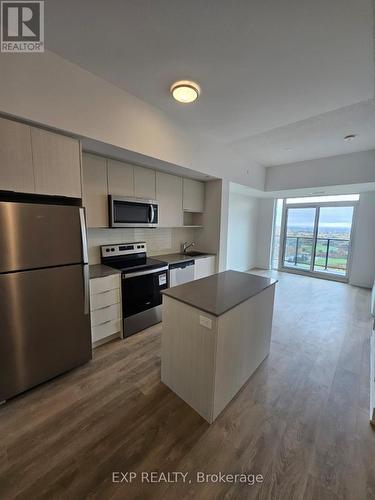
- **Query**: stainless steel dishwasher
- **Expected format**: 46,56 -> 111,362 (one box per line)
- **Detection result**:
169,259 -> 195,287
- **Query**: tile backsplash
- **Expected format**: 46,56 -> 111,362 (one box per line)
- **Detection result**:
88,227 -> 199,264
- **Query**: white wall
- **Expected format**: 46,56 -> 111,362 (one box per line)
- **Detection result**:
256,198 -> 275,269
227,191 -> 260,272
265,150 -> 375,192
350,192 -> 375,288
0,50 -> 265,190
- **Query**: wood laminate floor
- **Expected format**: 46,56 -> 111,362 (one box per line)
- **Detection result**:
0,270 -> 374,500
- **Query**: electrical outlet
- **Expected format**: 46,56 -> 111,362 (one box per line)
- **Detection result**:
199,315 -> 212,330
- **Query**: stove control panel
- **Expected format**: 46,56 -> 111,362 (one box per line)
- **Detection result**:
101,242 -> 147,258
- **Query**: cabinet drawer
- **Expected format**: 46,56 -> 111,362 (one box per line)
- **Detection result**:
90,288 -> 120,311
91,303 -> 121,327
92,319 -> 122,343
90,274 -> 120,294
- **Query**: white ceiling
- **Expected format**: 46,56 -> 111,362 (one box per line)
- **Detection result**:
232,99 -> 375,166
46,0 -> 374,166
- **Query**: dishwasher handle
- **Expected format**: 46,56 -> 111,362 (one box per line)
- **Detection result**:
169,259 -> 195,270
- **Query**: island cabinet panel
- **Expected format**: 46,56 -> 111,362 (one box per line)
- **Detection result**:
156,172 -> 183,227
0,117 -> 35,193
213,285 -> 275,420
161,272 -> 277,423
161,296 -> 217,422
31,128 -> 82,198
183,178 -> 205,212
82,153 -> 108,228
107,159 -> 134,196
134,165 -> 156,199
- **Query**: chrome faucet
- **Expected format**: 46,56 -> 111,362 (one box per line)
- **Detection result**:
182,241 -> 195,254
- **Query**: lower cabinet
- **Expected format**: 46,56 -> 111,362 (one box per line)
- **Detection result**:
90,274 -> 123,346
194,256 -> 216,280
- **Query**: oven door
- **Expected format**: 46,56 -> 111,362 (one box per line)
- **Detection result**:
109,195 -> 159,228
122,266 -> 168,318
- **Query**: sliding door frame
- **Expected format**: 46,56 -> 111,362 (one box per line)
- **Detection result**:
279,199 -> 358,283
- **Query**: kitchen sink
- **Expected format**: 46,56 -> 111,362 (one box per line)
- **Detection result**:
180,251 -> 206,257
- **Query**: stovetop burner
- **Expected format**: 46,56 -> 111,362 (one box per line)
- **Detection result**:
109,257 -> 167,273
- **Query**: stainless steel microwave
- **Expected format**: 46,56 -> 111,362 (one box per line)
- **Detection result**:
109,195 -> 159,228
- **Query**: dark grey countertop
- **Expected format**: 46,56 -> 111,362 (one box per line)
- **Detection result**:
153,252 -> 215,265
89,264 -> 122,279
162,270 -> 277,316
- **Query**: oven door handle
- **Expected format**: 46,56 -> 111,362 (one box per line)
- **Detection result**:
123,266 -> 168,279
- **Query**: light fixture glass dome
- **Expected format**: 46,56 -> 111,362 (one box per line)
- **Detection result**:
170,81 -> 200,103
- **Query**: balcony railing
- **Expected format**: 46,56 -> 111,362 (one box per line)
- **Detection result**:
284,236 -> 350,274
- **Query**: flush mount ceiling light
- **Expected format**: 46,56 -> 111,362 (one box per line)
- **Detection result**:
344,134 -> 356,142
170,80 -> 200,103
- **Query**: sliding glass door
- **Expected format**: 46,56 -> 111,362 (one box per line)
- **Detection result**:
283,207 -> 316,271
313,206 -> 354,276
281,199 -> 356,280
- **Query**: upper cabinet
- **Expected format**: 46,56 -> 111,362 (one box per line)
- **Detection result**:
156,172 -> 183,227
107,159 -> 134,196
0,117 -> 82,198
107,160 -> 156,200
31,128 -> 82,198
80,152 -> 205,228
82,153 -> 108,228
0,117 -> 35,193
183,178 -> 205,212
134,166 -> 156,199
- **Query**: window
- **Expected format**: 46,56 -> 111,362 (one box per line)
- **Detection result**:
280,195 -> 358,280
286,194 -> 359,204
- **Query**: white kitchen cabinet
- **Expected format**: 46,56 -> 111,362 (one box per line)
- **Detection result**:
90,273 -> 122,346
107,159 -> 134,196
82,153 -> 108,228
183,178 -> 205,212
134,165 -> 156,199
156,172 -> 183,227
0,117 -> 35,193
31,128 -> 82,198
194,256 -> 216,280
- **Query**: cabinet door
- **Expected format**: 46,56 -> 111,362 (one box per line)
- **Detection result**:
183,178 -> 205,212
0,117 -> 35,193
156,172 -> 183,227
82,153 -> 108,228
31,128 -> 82,197
194,256 -> 215,280
107,159 -> 134,196
134,166 -> 156,199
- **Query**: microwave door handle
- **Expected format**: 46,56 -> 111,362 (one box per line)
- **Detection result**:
150,204 -> 154,223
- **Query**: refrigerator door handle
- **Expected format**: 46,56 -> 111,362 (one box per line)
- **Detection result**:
83,264 -> 90,315
79,208 -> 89,264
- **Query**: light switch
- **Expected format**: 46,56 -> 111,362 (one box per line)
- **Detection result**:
199,315 -> 212,330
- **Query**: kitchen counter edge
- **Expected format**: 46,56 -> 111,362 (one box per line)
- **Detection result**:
89,264 -> 122,279
153,252 -> 216,265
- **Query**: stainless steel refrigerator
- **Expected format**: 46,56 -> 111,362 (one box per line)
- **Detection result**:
0,201 -> 92,402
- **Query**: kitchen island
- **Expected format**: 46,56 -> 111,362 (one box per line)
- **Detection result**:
161,270 -> 277,423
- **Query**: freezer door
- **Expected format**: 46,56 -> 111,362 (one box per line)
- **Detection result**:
0,264 -> 91,401
0,202 -> 88,273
